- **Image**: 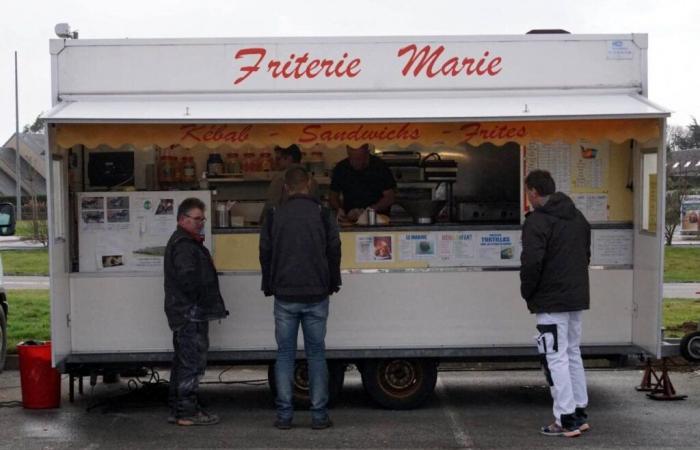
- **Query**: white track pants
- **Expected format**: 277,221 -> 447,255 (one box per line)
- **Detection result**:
535,311 -> 588,425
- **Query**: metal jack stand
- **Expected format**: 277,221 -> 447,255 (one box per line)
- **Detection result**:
635,357 -> 687,401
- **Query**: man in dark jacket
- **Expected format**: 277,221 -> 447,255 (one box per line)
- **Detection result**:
520,170 -> 591,438
259,167 -> 341,430
164,197 -> 228,426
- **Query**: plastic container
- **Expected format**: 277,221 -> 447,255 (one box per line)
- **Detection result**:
182,157 -> 196,182
225,153 -> 241,174
17,341 -> 61,409
260,152 -> 273,172
207,153 -> 224,177
160,155 -> 173,182
242,153 -> 256,173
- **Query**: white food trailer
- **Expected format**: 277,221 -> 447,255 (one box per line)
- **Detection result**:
44,32 -> 673,408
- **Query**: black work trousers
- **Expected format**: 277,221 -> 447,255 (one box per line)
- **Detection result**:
168,321 -> 209,418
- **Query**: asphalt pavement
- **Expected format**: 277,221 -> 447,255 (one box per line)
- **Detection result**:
1,366 -> 699,449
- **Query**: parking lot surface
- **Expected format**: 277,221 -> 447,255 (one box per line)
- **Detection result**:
1,366 -> 699,449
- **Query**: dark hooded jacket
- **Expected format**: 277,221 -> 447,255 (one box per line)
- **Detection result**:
164,226 -> 228,330
520,192 -> 591,314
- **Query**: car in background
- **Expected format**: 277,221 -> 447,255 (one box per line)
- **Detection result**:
0,202 -> 17,372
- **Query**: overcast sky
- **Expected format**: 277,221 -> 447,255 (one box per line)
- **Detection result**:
0,0 -> 698,140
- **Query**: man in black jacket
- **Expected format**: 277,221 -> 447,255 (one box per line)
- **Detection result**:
520,170 -> 591,438
164,197 -> 228,426
259,167 -> 341,430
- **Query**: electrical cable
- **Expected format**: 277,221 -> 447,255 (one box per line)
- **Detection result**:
0,400 -> 22,408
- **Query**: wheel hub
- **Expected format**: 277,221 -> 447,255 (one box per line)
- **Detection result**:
382,360 -> 418,391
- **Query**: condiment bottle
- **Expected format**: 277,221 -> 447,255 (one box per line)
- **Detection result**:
207,153 -> 224,177
260,152 -> 273,172
183,156 -> 196,182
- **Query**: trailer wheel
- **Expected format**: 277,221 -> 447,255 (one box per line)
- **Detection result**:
360,358 -> 437,410
680,331 -> 700,362
0,307 -> 6,373
267,361 -> 346,408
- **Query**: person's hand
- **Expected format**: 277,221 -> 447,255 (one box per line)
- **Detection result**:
336,208 -> 348,222
347,208 -> 363,222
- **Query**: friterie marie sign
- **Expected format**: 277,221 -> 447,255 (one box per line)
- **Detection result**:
232,44 -> 503,85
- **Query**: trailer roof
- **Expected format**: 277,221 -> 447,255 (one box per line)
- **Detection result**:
45,91 -> 668,123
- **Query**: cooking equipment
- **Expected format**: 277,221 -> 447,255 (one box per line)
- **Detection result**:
381,151 -> 424,182
458,202 -> 520,222
399,199 -> 447,224
422,159 -> 458,181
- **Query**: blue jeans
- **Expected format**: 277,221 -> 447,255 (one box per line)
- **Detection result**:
274,298 -> 329,421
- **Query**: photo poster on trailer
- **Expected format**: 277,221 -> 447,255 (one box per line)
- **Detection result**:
524,140 -> 610,222
78,191 -> 211,272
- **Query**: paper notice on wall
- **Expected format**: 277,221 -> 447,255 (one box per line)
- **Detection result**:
525,141 -> 572,194
571,141 -> 609,192
453,232 -> 477,260
478,232 -> 517,263
356,235 -> 394,263
399,233 -> 437,260
591,229 -> 633,266
79,191 -> 211,272
80,196 -> 106,232
572,194 -> 609,222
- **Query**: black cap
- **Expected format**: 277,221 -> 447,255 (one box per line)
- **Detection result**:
274,144 -> 302,163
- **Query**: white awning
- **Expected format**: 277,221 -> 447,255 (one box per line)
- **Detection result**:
45,91 -> 670,123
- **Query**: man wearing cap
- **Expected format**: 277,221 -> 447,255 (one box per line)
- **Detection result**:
261,144 -> 319,221
329,143 -> 396,222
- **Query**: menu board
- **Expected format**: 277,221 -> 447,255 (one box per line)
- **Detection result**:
525,140 -> 611,222
78,191 -> 211,272
525,141 -> 572,195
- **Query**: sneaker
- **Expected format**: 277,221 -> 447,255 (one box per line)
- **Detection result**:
167,415 -> 176,424
176,410 -> 220,426
540,422 -> 581,438
574,407 -> 590,432
311,416 -> 333,430
274,418 -> 293,430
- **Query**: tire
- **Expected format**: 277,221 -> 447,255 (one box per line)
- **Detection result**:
680,330 -> 700,362
360,358 -> 438,410
0,307 -> 6,374
267,360 -> 346,408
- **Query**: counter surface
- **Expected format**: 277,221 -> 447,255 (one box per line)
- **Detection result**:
212,221 -> 633,234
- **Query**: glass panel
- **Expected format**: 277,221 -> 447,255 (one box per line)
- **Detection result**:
641,152 -> 657,233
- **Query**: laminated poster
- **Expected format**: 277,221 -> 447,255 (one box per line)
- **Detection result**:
525,141 -> 572,194
80,196 -> 106,232
571,140 -> 609,193
478,232 -> 517,263
572,194 -> 609,222
591,229 -> 633,266
399,233 -> 437,260
356,235 -> 394,263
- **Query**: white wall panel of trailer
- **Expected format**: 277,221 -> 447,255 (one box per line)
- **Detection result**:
68,270 -> 632,354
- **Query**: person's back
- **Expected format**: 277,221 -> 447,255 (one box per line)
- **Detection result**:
268,197 -> 335,297
521,192 -> 591,314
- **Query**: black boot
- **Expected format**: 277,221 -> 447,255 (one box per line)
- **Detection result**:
560,413 -> 581,432
574,407 -> 590,432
